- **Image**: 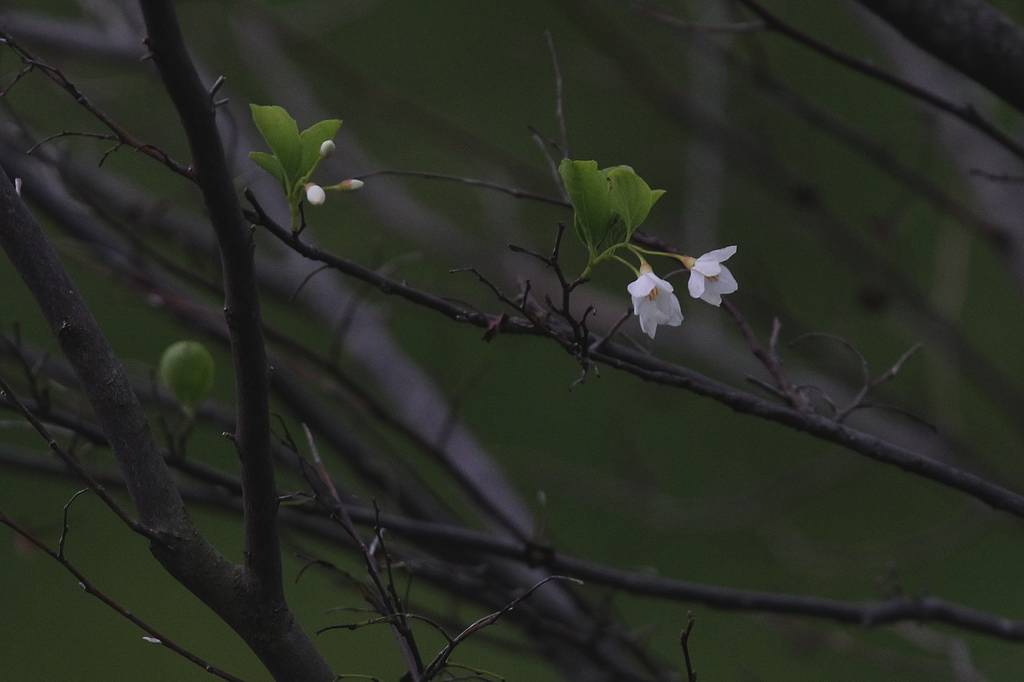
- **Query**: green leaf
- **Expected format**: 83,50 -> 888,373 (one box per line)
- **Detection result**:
297,118 -> 342,185
605,165 -> 664,238
159,341 -> 215,413
250,104 -> 302,187
559,159 -> 614,251
249,151 -> 288,191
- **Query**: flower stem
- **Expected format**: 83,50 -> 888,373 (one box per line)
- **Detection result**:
627,244 -> 693,268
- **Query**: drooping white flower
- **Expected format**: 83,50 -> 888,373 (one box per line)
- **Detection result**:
319,140 -> 336,158
627,265 -> 683,339
304,183 -> 326,205
687,245 -> 737,306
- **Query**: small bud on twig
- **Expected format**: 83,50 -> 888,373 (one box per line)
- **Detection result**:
330,178 -> 364,192
304,183 -> 326,205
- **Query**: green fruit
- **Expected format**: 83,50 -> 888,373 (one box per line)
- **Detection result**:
159,341 -> 215,412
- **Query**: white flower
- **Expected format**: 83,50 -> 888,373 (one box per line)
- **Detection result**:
627,266 -> 683,339
687,245 -> 738,306
304,183 -> 326,205
319,140 -> 336,158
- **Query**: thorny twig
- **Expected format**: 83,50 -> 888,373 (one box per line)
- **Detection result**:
722,302 -> 804,409
0,32 -> 194,178
300,425 -> 426,681
790,333 -> 923,422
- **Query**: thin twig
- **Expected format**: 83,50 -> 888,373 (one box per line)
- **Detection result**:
422,576 -> 583,679
353,169 -> 568,207
0,509 -> 245,681
0,374 -> 156,540
0,31 -> 194,178
248,196 -> 1024,522
736,0 -> 1024,162
679,614 -> 697,682
543,30 -> 570,158
8,446 -> 1024,644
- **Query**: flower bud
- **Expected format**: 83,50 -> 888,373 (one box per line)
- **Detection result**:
305,183 -> 326,205
334,178 -> 364,191
14,178 -> 22,196
319,140 -> 336,158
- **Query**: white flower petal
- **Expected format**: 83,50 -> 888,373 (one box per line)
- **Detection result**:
700,290 -> 722,306
665,292 -> 683,326
649,272 -> 675,294
688,271 -> 705,299
711,264 -> 738,294
701,245 -> 737,263
654,287 -> 674,316
638,305 -> 659,339
693,259 -> 721,277
627,273 -> 657,298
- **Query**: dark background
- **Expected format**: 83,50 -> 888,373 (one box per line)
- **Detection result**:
3,1 -> 1024,679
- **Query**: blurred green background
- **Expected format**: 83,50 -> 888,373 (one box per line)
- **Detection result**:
3,0 -> 1024,679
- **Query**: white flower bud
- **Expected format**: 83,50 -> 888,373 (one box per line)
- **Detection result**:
14,178 -> 22,196
319,140 -> 336,158
142,636 -> 162,645
335,178 -> 364,191
304,183 -> 326,206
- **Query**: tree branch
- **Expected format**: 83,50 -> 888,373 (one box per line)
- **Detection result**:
138,0 -> 284,603
0,162 -> 334,681
7,446 -> 1024,645
249,200 -> 1024,522
856,0 -> 1024,116
736,0 -> 1024,162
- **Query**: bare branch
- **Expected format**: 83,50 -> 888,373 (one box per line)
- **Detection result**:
0,509 -> 246,682
856,0 -> 1024,115
736,0 -> 1024,162
0,31 -> 194,178
139,0 -> 285,603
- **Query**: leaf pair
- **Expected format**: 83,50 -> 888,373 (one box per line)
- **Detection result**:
558,159 -> 665,254
249,104 -> 342,220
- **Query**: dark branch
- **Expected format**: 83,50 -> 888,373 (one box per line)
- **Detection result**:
139,0 -> 283,602
248,196 -> 1024,524
856,0 -> 1024,115
0,31 -> 194,178
736,0 -> 1024,162
8,446 -> 1024,644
